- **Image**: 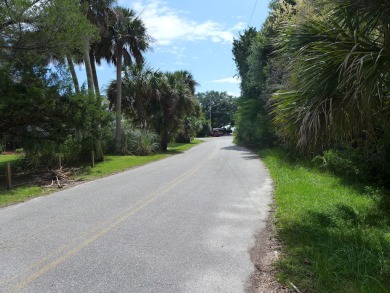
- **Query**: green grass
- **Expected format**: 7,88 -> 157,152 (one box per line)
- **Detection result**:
79,153 -> 170,180
0,154 -> 21,169
0,187 -> 53,206
80,139 -> 203,180
167,139 -> 203,152
0,140 -> 203,207
260,148 -> 390,293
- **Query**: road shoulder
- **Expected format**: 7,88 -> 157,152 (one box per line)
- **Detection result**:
247,204 -> 291,293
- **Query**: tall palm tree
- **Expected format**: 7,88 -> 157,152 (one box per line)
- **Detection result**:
90,32 -> 113,95
80,0 -> 116,96
66,56 -> 81,94
109,7 -> 150,153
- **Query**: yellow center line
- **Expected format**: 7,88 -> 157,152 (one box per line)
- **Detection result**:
8,147 -> 218,293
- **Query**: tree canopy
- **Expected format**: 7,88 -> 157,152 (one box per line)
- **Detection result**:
107,65 -> 199,151
196,91 -> 237,128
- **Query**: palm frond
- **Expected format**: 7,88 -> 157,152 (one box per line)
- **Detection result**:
274,0 -> 390,153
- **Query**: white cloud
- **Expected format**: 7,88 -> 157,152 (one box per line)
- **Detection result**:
211,76 -> 241,84
231,22 -> 246,31
227,91 -> 241,97
131,0 -> 242,46
157,45 -> 186,56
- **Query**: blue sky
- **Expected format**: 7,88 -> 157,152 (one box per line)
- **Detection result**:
76,0 -> 270,97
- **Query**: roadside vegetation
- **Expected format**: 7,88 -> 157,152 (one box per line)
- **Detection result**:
0,0 -> 212,173
0,0 -> 237,179
0,0 -> 226,207
0,140 -> 202,207
0,154 -> 20,170
232,0 -> 390,292
261,149 -> 390,293
3,0 -> 389,291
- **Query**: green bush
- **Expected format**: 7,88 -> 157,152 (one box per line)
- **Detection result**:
22,135 -> 105,170
23,141 -> 59,170
0,144 -> 5,153
314,147 -> 390,187
15,148 -> 24,154
234,99 -> 275,148
314,148 -> 360,178
176,117 -> 204,143
121,127 -> 160,156
195,118 -> 211,138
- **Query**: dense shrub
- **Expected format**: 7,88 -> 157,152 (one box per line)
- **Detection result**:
314,147 -> 390,187
176,117 -> 205,143
22,140 -> 59,170
234,99 -> 275,148
121,127 -> 160,155
22,135 -> 106,171
196,118 -> 211,138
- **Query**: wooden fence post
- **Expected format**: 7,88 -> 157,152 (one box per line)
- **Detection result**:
6,162 -> 12,190
58,154 -> 62,169
91,151 -> 95,168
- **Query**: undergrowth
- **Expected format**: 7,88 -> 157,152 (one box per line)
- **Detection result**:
260,148 -> 390,293
0,140 -> 202,206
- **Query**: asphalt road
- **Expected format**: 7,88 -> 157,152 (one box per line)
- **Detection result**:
0,136 -> 273,293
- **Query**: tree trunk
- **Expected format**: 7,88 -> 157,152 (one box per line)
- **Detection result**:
66,56 -> 80,94
161,131 -> 168,152
115,47 -> 123,153
83,38 -> 95,96
161,118 -> 169,151
89,49 -> 100,97
136,94 -> 147,129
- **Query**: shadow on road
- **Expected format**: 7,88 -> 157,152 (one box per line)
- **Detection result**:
221,145 -> 259,160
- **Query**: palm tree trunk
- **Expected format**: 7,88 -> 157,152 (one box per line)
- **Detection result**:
161,129 -> 169,151
66,56 -> 80,94
135,94 -> 147,129
115,48 -> 123,153
161,115 -> 169,151
89,50 -> 101,97
83,38 -> 95,96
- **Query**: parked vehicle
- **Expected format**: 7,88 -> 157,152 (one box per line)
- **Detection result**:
212,126 -> 232,137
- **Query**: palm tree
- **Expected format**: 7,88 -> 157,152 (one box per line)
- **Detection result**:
273,0 -> 390,153
156,71 -> 198,151
66,56 -> 81,94
90,32 -> 113,95
108,67 -> 198,151
80,0 -> 116,96
106,62 -> 159,130
108,7 -> 150,153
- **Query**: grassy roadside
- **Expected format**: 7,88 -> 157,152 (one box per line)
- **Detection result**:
0,154 -> 20,164
0,139 -> 202,207
0,154 -> 23,173
260,148 -> 390,293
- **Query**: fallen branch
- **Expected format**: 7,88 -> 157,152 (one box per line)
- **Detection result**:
56,176 -> 62,188
34,167 -> 81,188
43,180 -> 54,188
290,282 -> 302,293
